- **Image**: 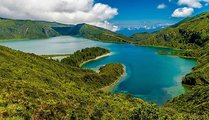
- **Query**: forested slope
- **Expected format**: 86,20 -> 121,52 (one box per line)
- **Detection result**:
0,45 -> 162,119
131,12 -> 209,119
53,23 -> 132,43
132,12 -> 209,49
0,18 -> 131,43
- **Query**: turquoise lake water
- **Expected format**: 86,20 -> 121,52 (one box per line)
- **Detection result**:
0,36 -> 196,105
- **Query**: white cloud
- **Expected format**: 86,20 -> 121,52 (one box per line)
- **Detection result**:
178,0 -> 202,8
172,7 -> 194,17
202,0 -> 209,5
0,0 -> 118,31
177,0 -> 209,8
172,0 -> 209,17
157,3 -> 167,9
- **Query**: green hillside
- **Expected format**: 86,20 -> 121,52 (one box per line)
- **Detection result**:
1,12 -> 209,119
131,12 -> 209,119
0,18 -> 131,43
53,23 -> 132,43
0,45 -> 163,119
132,12 -> 209,49
0,18 -> 67,40
131,12 -> 209,86
1,45 -> 208,119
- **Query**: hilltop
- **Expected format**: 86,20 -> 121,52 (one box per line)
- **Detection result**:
53,23 -> 132,43
131,12 -> 209,49
0,18 -> 131,43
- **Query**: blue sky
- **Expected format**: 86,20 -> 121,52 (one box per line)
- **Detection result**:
0,0 -> 208,31
96,0 -> 209,26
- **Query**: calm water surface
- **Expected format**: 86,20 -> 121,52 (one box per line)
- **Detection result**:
0,36 -> 196,105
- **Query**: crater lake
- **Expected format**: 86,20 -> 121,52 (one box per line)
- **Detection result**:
0,36 -> 196,105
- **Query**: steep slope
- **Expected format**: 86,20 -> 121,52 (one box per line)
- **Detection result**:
53,23 -> 132,43
0,45 -> 161,119
132,12 -> 209,49
164,85 -> 209,119
0,18 -> 68,40
131,12 -> 209,119
0,18 -> 131,43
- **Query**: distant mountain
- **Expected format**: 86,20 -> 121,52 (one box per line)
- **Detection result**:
131,12 -> 209,49
0,18 -> 68,40
53,23 -> 132,43
0,18 -> 131,43
116,26 -> 168,36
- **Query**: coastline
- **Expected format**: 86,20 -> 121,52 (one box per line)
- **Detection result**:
79,52 -> 112,67
101,65 -> 126,93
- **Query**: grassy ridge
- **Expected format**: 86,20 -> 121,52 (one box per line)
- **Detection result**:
0,18 -> 67,40
53,23 -> 132,43
0,18 -> 131,43
132,12 -> 209,49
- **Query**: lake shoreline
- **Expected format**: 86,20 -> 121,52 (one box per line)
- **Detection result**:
79,52 -> 112,67
101,65 -> 126,93
0,36 -> 197,104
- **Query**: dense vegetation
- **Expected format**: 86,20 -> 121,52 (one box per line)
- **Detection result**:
1,44 -> 207,119
0,12 -> 209,119
0,45 -> 165,119
132,12 -> 209,119
0,17 -> 66,40
132,12 -> 209,49
0,18 -> 131,43
53,23 -> 132,43
61,47 -> 110,67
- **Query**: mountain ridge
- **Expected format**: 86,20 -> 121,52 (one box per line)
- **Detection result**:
131,12 -> 209,49
0,17 -> 131,43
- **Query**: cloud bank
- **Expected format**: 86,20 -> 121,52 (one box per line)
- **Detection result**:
0,0 -> 118,31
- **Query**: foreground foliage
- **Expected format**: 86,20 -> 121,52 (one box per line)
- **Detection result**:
132,12 -> 209,119
0,46 -> 162,119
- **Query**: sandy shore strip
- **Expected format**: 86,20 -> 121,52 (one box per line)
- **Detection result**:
79,52 -> 113,67
101,65 -> 127,93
